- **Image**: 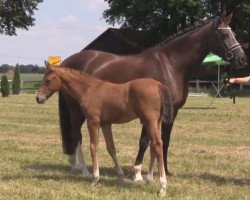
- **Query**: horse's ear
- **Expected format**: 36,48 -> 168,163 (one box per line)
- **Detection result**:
220,11 -> 233,25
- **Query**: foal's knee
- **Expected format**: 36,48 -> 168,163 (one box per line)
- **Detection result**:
151,140 -> 163,156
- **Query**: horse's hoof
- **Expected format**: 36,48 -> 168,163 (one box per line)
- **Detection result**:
118,177 -> 126,184
165,169 -> 173,176
133,175 -> 144,182
145,174 -> 153,183
82,171 -> 91,178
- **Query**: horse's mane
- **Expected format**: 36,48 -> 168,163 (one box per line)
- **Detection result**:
156,17 -> 217,47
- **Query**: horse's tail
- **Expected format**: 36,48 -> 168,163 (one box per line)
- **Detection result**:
159,84 -> 174,124
59,91 -> 76,155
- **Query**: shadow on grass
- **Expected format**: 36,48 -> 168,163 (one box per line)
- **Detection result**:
182,106 -> 216,110
177,172 -> 250,186
2,163 -> 150,190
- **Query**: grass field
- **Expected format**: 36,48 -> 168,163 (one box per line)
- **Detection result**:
0,94 -> 249,200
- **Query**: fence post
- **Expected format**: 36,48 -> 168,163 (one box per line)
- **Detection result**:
196,79 -> 200,93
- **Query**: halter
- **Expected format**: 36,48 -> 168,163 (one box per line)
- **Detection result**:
215,26 -> 242,61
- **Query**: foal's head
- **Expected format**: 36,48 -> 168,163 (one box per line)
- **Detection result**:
36,61 -> 62,104
207,12 -> 247,69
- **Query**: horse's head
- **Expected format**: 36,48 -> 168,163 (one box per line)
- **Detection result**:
36,61 -> 62,104
208,12 -> 247,70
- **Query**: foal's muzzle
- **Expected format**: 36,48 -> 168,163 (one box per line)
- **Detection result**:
36,95 -> 47,104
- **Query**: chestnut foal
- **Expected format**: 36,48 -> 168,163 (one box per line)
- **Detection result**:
36,62 -> 173,196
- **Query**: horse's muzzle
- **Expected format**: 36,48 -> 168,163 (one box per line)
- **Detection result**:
36,95 -> 46,104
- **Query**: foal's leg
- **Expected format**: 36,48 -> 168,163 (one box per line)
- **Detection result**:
146,122 -> 166,197
146,121 -> 161,182
134,126 -> 150,181
101,124 -> 124,183
87,120 -> 100,185
146,143 -> 156,182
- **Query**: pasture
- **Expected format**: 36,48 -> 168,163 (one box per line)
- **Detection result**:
0,94 -> 249,199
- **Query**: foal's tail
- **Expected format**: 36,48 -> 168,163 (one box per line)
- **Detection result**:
159,84 -> 174,124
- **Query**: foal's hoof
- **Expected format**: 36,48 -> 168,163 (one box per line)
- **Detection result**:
157,189 -> 166,197
91,177 -> 99,186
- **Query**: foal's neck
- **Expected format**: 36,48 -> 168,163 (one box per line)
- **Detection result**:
55,68 -> 102,102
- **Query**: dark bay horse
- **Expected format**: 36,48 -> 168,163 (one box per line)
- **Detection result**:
36,62 -> 173,196
57,13 -> 247,180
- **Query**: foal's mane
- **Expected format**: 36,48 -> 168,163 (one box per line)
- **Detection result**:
156,17 -> 217,47
56,66 -> 102,82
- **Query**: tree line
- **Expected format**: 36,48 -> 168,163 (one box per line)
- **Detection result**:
104,0 -> 250,42
0,64 -> 45,74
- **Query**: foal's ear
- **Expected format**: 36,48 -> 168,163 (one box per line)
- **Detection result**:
44,61 -> 55,71
44,61 -> 51,70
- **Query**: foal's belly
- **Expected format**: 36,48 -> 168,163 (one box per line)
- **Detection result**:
100,110 -> 137,125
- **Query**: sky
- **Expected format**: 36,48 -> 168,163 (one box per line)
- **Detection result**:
0,0 -> 117,66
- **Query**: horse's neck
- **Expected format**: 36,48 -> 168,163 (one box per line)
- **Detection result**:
55,68 -> 99,102
161,22 -> 212,77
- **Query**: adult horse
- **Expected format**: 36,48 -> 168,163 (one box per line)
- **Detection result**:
58,13 -> 247,179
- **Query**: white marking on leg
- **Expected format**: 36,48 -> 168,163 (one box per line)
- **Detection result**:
158,176 -> 167,197
134,164 -> 143,181
146,148 -> 155,183
68,154 -> 78,172
76,143 -> 91,177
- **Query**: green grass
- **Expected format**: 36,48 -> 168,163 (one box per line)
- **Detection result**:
0,94 -> 249,200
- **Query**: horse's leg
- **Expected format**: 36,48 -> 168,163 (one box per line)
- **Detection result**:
76,142 -> 91,177
161,122 -> 173,176
134,126 -> 150,181
101,124 -> 124,183
87,120 -> 100,185
67,111 -> 91,177
146,121 -> 166,197
60,92 -> 88,173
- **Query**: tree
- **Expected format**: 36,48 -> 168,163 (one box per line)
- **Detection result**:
103,0 -> 250,42
1,75 -> 9,97
12,65 -> 21,94
0,0 -> 43,35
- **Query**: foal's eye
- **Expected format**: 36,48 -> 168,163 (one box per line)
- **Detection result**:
45,79 -> 51,84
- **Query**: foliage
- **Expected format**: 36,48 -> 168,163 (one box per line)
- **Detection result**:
0,0 -> 43,35
12,65 -> 21,94
1,74 -> 9,97
0,64 -> 45,74
103,0 -> 250,42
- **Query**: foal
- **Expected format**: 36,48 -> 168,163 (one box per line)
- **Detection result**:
36,62 -> 173,196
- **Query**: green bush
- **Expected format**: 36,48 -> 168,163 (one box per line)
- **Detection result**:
12,67 -> 21,94
1,75 -> 10,97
